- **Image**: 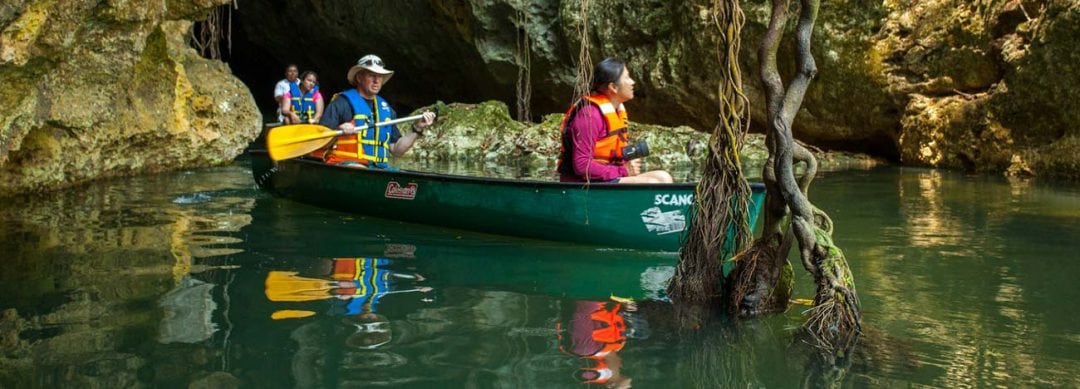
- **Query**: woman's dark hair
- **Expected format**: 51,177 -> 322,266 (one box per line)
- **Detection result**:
590,57 -> 626,94
299,70 -> 318,83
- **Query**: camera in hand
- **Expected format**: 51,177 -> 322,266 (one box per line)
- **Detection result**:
622,141 -> 650,161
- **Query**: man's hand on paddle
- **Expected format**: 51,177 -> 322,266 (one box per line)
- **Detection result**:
412,111 -> 436,135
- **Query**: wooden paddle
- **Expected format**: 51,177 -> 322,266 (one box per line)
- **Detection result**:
266,114 -> 427,161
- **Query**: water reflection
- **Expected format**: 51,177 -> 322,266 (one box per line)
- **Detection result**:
0,165 -> 256,386
259,251 -> 439,388
559,299 -> 645,388
3,163 -> 1080,387
265,256 -> 431,322
226,191 -> 687,387
814,167 -> 1080,387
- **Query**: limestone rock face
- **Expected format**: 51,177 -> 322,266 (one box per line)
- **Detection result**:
236,0 -> 1079,178
0,0 -> 260,196
403,101 -> 881,180
882,0 -> 1080,178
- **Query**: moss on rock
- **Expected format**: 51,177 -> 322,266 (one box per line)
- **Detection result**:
407,100 -> 880,180
0,0 -> 258,197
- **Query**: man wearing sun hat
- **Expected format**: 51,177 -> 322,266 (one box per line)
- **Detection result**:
315,54 -> 436,168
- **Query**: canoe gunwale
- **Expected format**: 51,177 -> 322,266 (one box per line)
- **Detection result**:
249,150 -> 766,193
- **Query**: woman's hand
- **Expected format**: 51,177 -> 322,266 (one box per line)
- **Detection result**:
627,159 -> 642,176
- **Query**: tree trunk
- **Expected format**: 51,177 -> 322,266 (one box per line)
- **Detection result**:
666,0 -> 860,356
732,0 -> 862,356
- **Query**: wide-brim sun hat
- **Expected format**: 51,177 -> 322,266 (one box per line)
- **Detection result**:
347,54 -> 394,86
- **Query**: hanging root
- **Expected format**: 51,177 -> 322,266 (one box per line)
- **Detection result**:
725,242 -> 766,317
668,0 -> 751,306
191,1 -> 237,60
514,0 -> 533,121
725,237 -> 794,317
802,208 -> 861,357
571,0 -> 593,99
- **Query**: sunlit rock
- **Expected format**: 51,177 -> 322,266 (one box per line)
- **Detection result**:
0,0 -> 260,196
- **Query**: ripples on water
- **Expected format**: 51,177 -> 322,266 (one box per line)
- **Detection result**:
0,161 -> 1078,387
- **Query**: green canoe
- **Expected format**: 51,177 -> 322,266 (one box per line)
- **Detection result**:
251,151 -> 765,252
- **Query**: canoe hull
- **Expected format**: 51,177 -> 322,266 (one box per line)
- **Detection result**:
252,152 -> 764,251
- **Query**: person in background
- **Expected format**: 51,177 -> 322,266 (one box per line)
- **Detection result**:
282,70 -> 323,124
557,57 -> 673,184
274,64 -> 299,123
316,54 -> 436,169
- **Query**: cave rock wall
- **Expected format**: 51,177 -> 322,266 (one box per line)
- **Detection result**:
0,0 -> 260,196
238,0 -> 1078,178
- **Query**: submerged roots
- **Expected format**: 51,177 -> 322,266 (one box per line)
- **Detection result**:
803,222 -> 861,356
726,243 -> 765,317
725,240 -> 794,318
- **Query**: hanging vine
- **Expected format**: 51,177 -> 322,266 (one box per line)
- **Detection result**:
515,0 -> 533,122
191,1 -> 238,60
668,0 -> 753,305
571,0 -> 593,100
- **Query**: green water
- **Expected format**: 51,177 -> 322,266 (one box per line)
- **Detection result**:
1,161 -> 1078,387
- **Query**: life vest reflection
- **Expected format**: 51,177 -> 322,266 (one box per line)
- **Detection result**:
263,250 -> 431,350
560,298 -> 648,388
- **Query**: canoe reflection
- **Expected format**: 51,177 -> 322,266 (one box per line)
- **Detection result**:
412,246 -> 675,301
241,198 -> 680,386
249,192 -> 679,301
265,257 -> 429,317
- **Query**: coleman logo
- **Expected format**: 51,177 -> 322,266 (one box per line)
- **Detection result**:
385,181 -> 418,200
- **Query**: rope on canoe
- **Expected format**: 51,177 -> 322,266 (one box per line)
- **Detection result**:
255,165 -> 278,188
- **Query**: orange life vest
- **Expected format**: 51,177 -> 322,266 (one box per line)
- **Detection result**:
577,303 -> 627,384
557,94 -> 630,171
587,303 -> 627,357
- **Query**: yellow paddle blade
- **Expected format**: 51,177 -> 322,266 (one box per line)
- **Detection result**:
271,310 -> 317,320
265,124 -> 340,161
264,271 -> 336,302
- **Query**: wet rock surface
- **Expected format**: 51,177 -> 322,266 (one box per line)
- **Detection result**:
0,0 -> 260,196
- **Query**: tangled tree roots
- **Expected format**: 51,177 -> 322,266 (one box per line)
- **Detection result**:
802,209 -> 861,355
726,244 -> 763,316
668,0 -> 752,307
726,237 -> 796,318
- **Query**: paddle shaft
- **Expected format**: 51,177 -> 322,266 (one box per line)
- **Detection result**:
286,114 -> 427,144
